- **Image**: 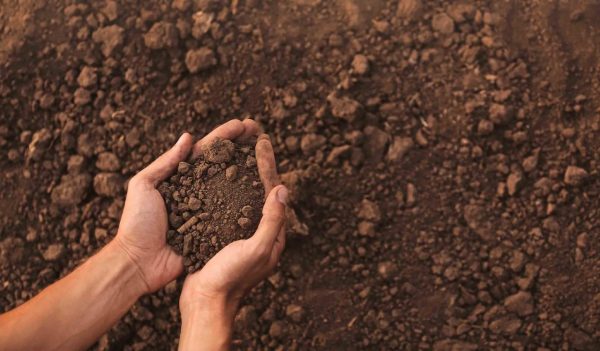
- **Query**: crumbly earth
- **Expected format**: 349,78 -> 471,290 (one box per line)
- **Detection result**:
1,0 -> 600,350
159,138 -> 263,273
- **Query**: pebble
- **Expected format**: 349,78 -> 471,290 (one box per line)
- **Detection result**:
357,199 -> 381,222
564,165 -> 588,186
431,13 -> 455,34
43,244 -> 66,261
386,136 -> 414,162
96,152 -> 121,172
144,21 -> 179,49
504,291 -> 534,316
352,54 -> 369,75
92,25 -> 124,57
93,172 -> 124,197
185,47 -> 217,73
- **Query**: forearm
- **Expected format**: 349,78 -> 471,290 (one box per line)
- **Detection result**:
179,297 -> 238,351
0,240 -> 147,351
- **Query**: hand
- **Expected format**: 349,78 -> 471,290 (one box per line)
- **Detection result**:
179,134 -> 287,314
113,119 -> 261,293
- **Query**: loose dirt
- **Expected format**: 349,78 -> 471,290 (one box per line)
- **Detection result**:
1,0 -> 600,350
160,138 -> 264,273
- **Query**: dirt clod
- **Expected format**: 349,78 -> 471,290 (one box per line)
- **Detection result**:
161,139 -> 263,273
185,47 -> 217,73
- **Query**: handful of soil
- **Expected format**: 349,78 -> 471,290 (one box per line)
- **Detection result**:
159,138 -> 264,273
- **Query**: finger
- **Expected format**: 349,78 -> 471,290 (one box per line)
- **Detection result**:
137,133 -> 193,186
238,119 -> 261,141
270,226 -> 286,266
249,185 -> 288,249
191,119 -> 246,159
256,134 -> 281,196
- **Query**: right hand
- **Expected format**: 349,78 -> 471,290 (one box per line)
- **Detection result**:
179,134 -> 287,315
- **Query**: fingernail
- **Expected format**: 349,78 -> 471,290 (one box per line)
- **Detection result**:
277,186 -> 288,205
257,133 -> 270,143
176,133 -> 187,146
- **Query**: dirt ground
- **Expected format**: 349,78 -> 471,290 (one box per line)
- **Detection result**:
1,0 -> 600,350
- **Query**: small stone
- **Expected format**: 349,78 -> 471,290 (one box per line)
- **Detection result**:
178,162 -> 191,174
358,221 -> 375,236
489,103 -> 512,125
225,165 -> 238,181
357,199 -> 381,222
506,172 -> 523,196
92,25 -> 124,57
26,128 -> 52,161
327,93 -> 362,122
96,152 -> 121,172
504,291 -> 534,316
564,166 -> 588,186
432,13 -> 455,34
285,304 -> 305,322
191,11 -> 214,39
387,136 -> 413,162
172,0 -> 191,11
241,205 -> 253,217
396,0 -> 422,20
352,54 -> 369,75
377,261 -> 398,279
93,172 -> 124,197
203,138 -> 235,163
77,66 -> 97,88
238,217 -> 252,229
144,21 -> 179,49
188,197 -> 202,211
477,119 -> 494,136
185,47 -> 217,73
74,88 -> 91,106
300,133 -> 326,155
51,173 -> 92,207
269,320 -> 286,339
43,244 -> 66,261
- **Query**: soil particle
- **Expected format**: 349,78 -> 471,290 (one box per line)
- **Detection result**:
351,54 -> 369,75
144,22 -> 179,50
477,119 -> 494,136
96,152 -> 121,172
300,133 -> 326,155
73,88 -> 91,106
92,25 -> 124,57
51,173 -> 92,207
357,199 -> 381,222
489,103 -> 513,125
489,316 -> 521,335
185,47 -> 217,73
172,0 -> 191,12
506,171 -> 523,196
433,339 -> 477,351
26,128 -> 52,162
464,204 -> 493,241
377,261 -> 398,279
431,13 -> 455,34
386,136 -> 414,162
564,165 -> 588,186
285,304 -> 304,322
396,0 -> 422,20
0,238 -> 25,266
504,291 -> 534,317
77,66 -> 97,88
363,126 -> 389,164
192,11 -> 214,39
358,221 -> 376,236
327,93 -> 362,122
93,172 -> 124,197
42,244 -> 66,261
161,138 -> 263,273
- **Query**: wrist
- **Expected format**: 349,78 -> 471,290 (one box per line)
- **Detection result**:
106,239 -> 150,297
179,294 -> 238,351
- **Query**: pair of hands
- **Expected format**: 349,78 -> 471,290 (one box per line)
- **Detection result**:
113,119 -> 287,315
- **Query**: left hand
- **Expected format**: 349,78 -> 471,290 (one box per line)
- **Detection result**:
113,119 -> 261,293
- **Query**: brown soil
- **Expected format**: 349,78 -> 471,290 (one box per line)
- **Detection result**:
1,0 -> 600,350
160,138 -> 264,273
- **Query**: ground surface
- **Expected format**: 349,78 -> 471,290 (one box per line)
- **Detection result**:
0,0 -> 599,350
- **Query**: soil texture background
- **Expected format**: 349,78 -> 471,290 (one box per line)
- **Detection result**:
1,0 -> 600,350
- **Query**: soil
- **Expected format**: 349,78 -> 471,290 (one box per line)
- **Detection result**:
160,138 -> 264,273
1,0 -> 600,350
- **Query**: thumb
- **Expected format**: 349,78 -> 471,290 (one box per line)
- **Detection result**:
249,185 -> 288,249
138,133 -> 193,186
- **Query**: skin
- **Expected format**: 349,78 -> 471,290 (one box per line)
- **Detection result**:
0,119 -> 287,351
